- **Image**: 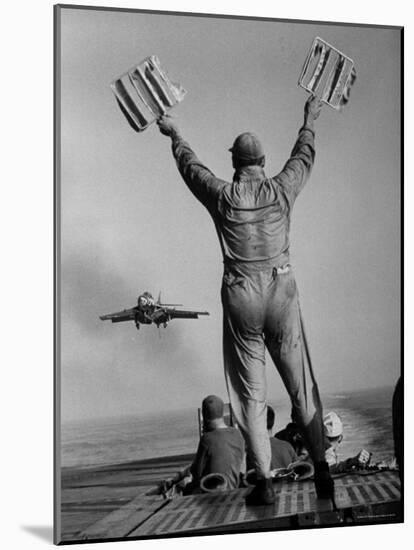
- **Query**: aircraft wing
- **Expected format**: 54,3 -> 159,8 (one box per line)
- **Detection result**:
167,309 -> 210,320
99,307 -> 137,323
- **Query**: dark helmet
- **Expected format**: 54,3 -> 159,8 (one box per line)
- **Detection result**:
229,132 -> 265,163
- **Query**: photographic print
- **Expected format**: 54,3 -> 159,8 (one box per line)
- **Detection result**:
54,4 -> 402,544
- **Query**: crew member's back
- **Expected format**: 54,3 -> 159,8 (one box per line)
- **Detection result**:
270,438 -> 297,470
190,395 -> 245,490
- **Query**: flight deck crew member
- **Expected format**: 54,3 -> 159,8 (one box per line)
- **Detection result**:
157,95 -> 333,504
267,406 -> 298,470
323,411 -> 371,473
190,395 -> 245,491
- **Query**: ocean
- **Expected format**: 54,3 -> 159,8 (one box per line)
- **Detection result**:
61,386 -> 396,469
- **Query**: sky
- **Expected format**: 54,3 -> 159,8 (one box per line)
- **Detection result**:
58,7 -> 401,422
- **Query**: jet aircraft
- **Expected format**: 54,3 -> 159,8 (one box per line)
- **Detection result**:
100,291 -> 209,330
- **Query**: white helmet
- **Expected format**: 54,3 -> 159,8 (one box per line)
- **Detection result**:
323,411 -> 343,438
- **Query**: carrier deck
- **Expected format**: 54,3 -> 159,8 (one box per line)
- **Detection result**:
60,455 -> 402,543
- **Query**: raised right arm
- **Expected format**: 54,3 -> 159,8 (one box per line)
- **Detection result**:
157,116 -> 226,213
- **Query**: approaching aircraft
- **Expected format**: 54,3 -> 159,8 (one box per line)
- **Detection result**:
99,291 -> 209,330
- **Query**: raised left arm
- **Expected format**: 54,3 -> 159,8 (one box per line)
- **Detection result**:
273,96 -> 322,207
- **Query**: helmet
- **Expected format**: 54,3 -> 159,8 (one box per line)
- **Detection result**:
323,411 -> 343,438
229,132 -> 265,162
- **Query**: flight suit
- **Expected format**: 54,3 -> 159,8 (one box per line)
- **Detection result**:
169,122 -> 325,477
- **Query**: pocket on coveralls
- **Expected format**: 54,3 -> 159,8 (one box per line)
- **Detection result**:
271,269 -> 296,308
285,270 -> 297,298
223,271 -> 246,289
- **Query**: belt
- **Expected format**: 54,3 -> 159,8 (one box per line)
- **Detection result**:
223,255 -> 290,272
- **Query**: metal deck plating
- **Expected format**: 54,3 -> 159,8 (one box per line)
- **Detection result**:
79,470 -> 401,541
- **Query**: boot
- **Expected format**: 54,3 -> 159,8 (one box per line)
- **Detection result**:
245,477 -> 275,506
314,460 -> 334,499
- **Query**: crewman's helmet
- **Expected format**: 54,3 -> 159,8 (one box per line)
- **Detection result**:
323,411 -> 343,438
229,132 -> 265,163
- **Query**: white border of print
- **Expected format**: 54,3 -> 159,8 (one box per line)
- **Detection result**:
1,1 -> 409,549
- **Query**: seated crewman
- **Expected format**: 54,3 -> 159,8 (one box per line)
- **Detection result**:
324,411 -> 371,473
274,420 -> 308,459
267,406 -> 298,469
190,395 -> 245,491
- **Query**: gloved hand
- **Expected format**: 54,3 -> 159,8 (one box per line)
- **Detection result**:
157,114 -> 180,137
356,449 -> 371,466
176,474 -> 193,490
305,95 -> 323,120
351,449 -> 371,468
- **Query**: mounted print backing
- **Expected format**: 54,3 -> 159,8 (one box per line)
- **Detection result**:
54,5 -> 403,545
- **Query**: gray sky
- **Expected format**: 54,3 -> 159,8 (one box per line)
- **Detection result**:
59,8 -> 401,422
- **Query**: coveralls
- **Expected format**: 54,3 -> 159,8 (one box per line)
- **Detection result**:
169,121 -> 325,477
190,426 -> 245,490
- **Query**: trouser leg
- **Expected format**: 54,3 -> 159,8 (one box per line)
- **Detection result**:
222,278 -> 271,478
264,271 -> 325,463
